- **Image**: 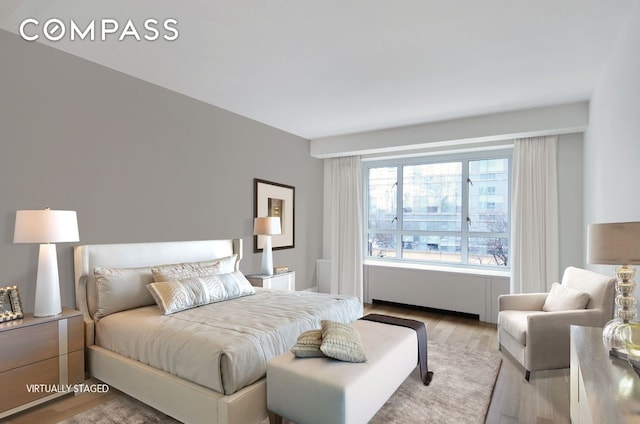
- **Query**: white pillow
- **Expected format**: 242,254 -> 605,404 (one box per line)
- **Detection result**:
151,255 -> 238,282
147,275 -> 228,314
147,270 -> 255,315
542,282 -> 590,312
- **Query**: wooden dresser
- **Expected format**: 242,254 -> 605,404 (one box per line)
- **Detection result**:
570,325 -> 640,423
0,308 -> 84,419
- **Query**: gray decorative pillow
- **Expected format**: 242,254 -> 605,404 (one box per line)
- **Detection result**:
151,255 -> 237,282
94,266 -> 156,319
291,330 -> 326,358
320,320 -> 367,363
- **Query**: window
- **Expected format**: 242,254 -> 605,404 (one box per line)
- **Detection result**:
365,151 -> 510,268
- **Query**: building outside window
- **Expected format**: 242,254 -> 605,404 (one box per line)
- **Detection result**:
365,150 -> 511,268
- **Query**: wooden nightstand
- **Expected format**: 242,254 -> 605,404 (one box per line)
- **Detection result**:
246,271 -> 295,291
0,308 -> 85,419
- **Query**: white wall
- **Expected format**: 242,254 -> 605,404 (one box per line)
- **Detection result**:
584,1 -> 640,276
311,102 -> 588,159
558,133 -> 584,271
365,265 -> 509,323
0,29 -> 324,312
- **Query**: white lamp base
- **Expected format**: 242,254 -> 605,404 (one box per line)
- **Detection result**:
34,243 -> 62,317
260,235 -> 274,276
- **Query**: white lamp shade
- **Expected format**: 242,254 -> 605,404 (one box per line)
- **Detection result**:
587,222 -> 640,265
254,217 -> 282,236
14,210 -> 79,243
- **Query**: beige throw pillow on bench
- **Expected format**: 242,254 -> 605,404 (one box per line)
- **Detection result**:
290,330 -> 326,358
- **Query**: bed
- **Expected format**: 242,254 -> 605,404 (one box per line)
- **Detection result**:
74,239 -> 363,424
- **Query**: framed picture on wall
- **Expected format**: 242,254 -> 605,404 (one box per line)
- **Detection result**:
254,178 -> 295,252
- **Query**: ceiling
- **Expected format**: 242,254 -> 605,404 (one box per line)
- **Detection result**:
0,1 -> 636,139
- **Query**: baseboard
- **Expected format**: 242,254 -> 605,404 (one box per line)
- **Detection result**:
372,299 -> 480,320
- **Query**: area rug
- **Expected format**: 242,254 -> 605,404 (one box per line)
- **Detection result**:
58,342 -> 501,424
370,341 -> 501,424
58,395 -> 178,424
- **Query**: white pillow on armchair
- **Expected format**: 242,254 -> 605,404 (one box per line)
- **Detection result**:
542,282 -> 590,312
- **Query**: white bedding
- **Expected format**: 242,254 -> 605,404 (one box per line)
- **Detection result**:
96,288 -> 363,395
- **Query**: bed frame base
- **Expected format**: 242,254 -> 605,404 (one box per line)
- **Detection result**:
88,345 -> 268,424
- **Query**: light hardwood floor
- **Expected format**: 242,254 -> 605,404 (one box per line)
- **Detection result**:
3,302 -> 570,424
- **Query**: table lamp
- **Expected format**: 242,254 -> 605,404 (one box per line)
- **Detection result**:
254,217 -> 281,275
587,222 -> 640,348
14,209 -> 79,317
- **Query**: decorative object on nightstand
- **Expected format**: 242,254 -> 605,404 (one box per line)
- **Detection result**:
14,209 -> 79,317
587,221 -> 640,349
246,271 -> 295,291
273,266 -> 289,275
0,308 -> 84,419
254,216 -> 281,276
617,322 -> 640,367
0,286 -> 24,322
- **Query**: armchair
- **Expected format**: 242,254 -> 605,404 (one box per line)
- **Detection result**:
498,266 -> 615,380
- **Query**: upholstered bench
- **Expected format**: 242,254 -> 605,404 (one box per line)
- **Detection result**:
266,319 -> 418,424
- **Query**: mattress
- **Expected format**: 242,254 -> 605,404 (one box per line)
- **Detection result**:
95,288 -> 363,395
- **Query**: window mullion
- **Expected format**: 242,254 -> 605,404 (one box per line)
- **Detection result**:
363,164 -> 371,256
461,160 -> 470,264
396,166 -> 404,258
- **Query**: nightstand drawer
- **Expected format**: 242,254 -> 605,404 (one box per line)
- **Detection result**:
0,321 -> 59,372
269,275 -> 293,290
0,350 -> 83,413
0,357 -> 59,412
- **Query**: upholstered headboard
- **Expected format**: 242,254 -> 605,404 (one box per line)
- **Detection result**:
74,239 -> 242,346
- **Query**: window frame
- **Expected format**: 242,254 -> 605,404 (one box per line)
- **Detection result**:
363,149 -> 512,270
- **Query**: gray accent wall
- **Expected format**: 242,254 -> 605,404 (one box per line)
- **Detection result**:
0,29 -> 323,312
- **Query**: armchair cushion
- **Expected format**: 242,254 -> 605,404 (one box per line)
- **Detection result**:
542,282 -> 590,312
499,310 -> 534,345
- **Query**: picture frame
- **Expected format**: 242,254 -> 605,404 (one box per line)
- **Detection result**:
254,178 -> 295,252
0,285 -> 24,322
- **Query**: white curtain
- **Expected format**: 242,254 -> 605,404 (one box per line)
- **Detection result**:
327,156 -> 363,299
510,135 -> 559,293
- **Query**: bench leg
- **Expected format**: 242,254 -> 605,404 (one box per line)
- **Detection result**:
268,411 -> 283,424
